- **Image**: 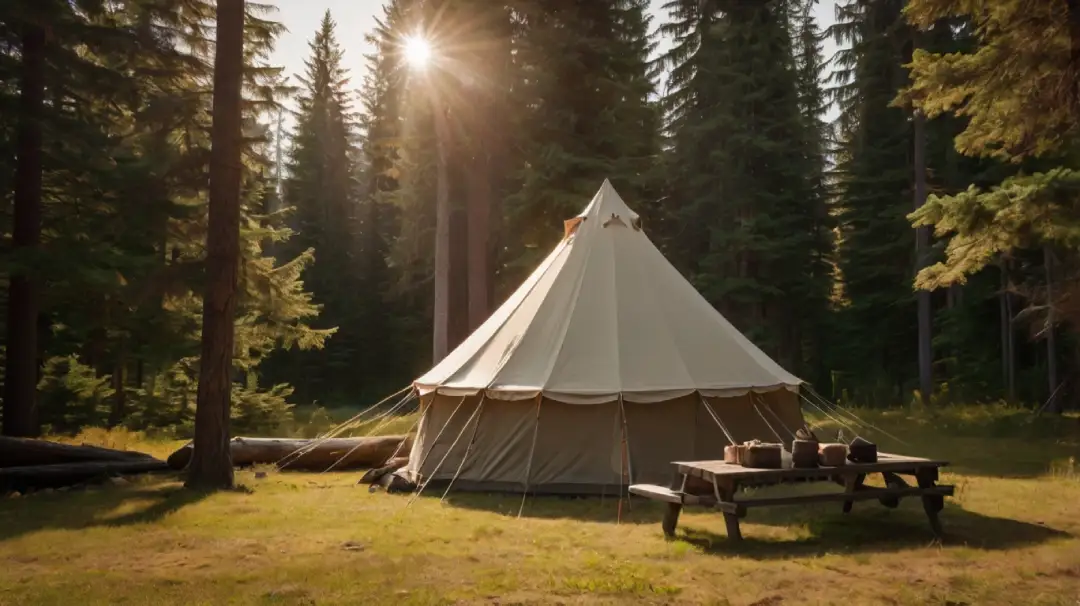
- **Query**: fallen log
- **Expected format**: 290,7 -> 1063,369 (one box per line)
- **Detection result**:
166,435 -> 413,472
0,459 -> 170,493
0,435 -> 155,468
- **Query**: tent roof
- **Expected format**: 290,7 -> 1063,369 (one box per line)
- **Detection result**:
415,180 -> 802,404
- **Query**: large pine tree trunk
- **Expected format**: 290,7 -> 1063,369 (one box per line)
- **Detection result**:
466,154 -> 491,330
187,0 -> 245,490
432,106 -> 452,363
999,263 -> 1016,401
449,207 -> 470,350
1044,246 -> 1060,414
3,23 -> 47,438
913,110 -> 933,404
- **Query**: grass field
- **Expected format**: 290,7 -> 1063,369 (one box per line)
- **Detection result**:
2,405 -> 1079,605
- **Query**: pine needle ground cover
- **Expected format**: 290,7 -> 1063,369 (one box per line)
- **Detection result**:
1,407 -> 1079,605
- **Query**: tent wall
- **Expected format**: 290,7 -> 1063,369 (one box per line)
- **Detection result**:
404,389 -> 805,495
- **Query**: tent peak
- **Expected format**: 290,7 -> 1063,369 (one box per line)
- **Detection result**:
576,180 -> 640,222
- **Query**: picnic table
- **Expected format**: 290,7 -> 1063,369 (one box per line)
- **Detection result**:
628,453 -> 953,541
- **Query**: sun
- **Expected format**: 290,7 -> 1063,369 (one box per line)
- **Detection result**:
403,36 -> 432,69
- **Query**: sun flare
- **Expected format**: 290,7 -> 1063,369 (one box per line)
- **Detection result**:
403,36 -> 432,69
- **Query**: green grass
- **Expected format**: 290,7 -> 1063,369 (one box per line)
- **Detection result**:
2,405 -> 1080,605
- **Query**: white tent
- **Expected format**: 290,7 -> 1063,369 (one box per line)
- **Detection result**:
405,180 -> 806,494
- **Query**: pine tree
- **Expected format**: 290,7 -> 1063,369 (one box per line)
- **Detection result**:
355,0 -> 426,381
791,0 -> 835,387
265,11 -> 368,403
505,0 -> 661,282
188,0 -> 246,490
0,0 -> 329,435
0,0 -> 141,435
902,0 -> 1078,408
828,0 -> 919,401
658,0 -> 827,374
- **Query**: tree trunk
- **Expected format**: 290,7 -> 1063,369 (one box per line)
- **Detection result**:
999,263 -> 1016,401
432,106 -> 452,363
449,207 -> 470,350
913,110 -> 933,405
2,23 -> 46,438
187,0 -> 245,491
466,153 -> 492,330
109,339 -> 127,428
1044,246 -> 1060,414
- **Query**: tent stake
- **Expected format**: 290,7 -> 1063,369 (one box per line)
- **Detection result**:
617,395 -> 633,516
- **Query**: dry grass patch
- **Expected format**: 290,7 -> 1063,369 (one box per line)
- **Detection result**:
2,407 -> 1079,604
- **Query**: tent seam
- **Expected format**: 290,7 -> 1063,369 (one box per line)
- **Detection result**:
534,206 -> 600,394
427,237 -> 573,393
633,231 -> 697,394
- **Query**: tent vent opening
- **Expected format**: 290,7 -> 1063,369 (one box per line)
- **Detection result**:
603,213 -> 626,228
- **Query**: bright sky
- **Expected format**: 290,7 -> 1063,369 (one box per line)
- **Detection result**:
270,1 -> 840,102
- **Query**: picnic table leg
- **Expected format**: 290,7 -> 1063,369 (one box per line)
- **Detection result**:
841,473 -> 866,514
661,472 -> 685,538
714,479 -> 742,541
916,468 -> 944,537
879,471 -> 907,509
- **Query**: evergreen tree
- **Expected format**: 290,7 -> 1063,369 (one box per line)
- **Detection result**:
828,0 -> 919,401
356,0 -> 429,379
265,12 -> 364,404
658,0 -> 828,374
0,0 -> 329,435
506,0 -> 661,282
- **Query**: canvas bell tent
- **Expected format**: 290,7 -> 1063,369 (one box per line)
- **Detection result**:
403,180 -> 808,494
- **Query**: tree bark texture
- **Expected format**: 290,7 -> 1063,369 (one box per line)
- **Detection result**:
432,105 -> 452,363
466,152 -> 492,330
449,207 -> 469,350
913,110 -> 933,404
3,23 -> 46,438
187,0 -> 245,490
1044,246 -> 1060,413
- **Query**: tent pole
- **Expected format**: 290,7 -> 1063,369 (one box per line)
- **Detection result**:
440,395 -> 487,502
617,395 -> 633,516
603,401 -> 622,508
516,395 -> 543,519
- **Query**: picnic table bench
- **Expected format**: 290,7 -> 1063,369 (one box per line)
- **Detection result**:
629,453 -> 953,541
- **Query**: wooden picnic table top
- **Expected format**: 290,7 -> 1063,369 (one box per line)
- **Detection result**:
673,453 -> 949,483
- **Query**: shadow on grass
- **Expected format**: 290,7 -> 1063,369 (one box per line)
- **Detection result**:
440,491 -> 1067,558
673,502 -> 1069,560
0,473 -> 216,543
